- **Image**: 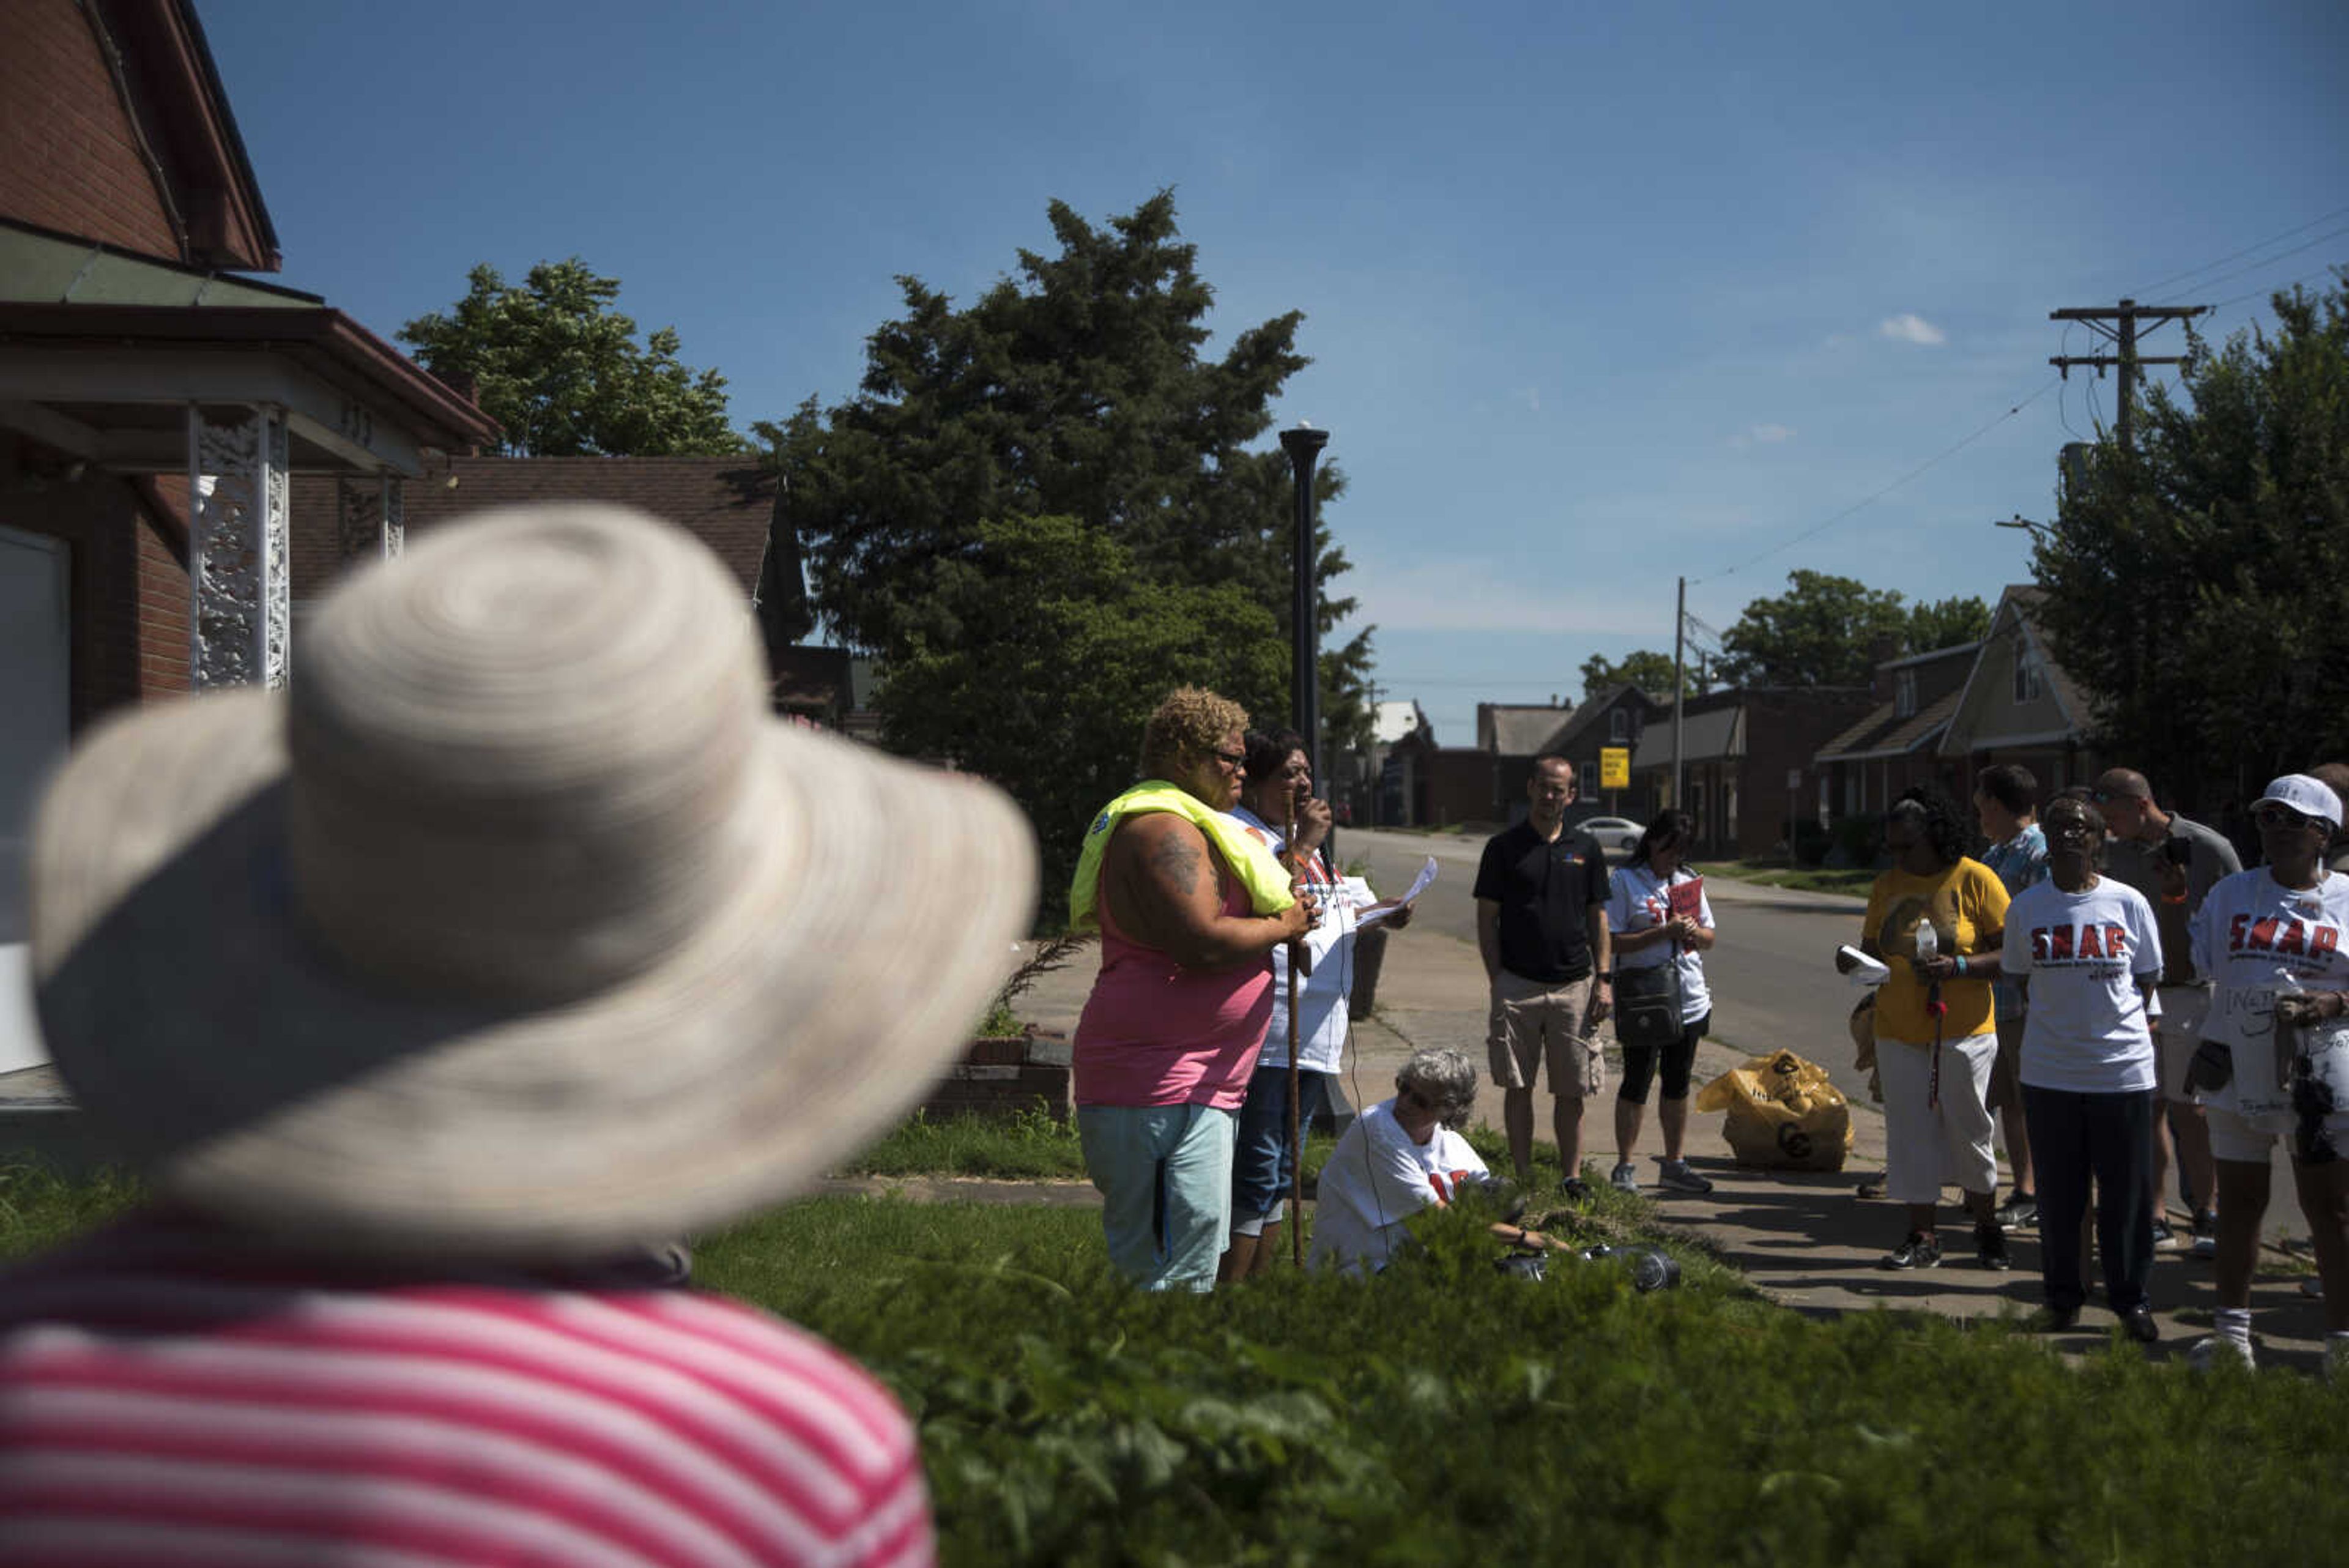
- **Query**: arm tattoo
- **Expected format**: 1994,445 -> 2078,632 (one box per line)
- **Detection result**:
1149,831 -> 1205,897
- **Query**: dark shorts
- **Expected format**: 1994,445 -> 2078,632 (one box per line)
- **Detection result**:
1618,1013 -> 1709,1105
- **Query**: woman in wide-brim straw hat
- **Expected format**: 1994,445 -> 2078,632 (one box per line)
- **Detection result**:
2,503 -> 1037,1564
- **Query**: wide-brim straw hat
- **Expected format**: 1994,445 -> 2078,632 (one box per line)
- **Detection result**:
29,503 -> 1037,1259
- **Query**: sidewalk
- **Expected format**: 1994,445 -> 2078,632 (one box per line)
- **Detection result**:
1019,922 -> 2337,1373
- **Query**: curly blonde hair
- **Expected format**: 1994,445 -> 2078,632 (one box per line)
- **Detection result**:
1140,687 -> 1249,779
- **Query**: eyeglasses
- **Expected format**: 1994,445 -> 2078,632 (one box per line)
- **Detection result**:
1211,748 -> 1247,770
2092,790 -> 2147,806
2255,803 -> 2321,831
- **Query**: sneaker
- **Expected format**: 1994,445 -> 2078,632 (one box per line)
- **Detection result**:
1560,1176 -> 1593,1204
2186,1334 -> 2255,1372
1658,1158 -> 1715,1194
1609,1161 -> 1640,1194
2190,1209 -> 2217,1259
2149,1217 -> 2176,1251
1881,1231 -> 1942,1271
1995,1191 -> 2038,1232
1975,1222 -> 2013,1271
2302,1276 -> 2325,1300
1854,1174 -> 1887,1200
2120,1304 -> 2161,1344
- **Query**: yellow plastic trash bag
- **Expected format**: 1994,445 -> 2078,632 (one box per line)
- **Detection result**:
1693,1049 -> 1854,1171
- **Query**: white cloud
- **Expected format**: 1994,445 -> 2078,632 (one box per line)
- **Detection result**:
1877,312 -> 1947,346
1729,422 -> 1795,448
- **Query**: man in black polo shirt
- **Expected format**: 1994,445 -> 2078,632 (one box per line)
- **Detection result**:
1474,755 -> 1614,1195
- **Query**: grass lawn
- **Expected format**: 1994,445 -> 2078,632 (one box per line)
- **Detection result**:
1698,858 -> 1879,896
6,1153 -> 2344,1563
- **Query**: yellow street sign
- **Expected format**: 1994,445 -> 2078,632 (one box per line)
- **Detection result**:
1600,746 -> 1630,789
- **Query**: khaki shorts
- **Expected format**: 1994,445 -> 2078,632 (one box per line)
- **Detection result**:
2154,986 -> 2211,1099
1488,970 -> 1601,1097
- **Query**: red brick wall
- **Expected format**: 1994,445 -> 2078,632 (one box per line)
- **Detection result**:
134,494 -> 189,699
0,0 -> 180,259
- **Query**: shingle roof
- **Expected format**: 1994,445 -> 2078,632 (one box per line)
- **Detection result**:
1483,704 -> 1573,757
1631,703 -> 1741,768
1816,688 -> 1962,762
294,454 -> 775,598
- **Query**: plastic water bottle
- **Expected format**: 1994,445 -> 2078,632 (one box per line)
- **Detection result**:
1913,921 -> 1938,967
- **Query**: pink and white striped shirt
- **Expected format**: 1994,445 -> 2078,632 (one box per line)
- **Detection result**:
0,1217 -> 933,1567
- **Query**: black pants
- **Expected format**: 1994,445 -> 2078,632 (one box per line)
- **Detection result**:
1618,1013 -> 1709,1106
2022,1084 -> 2155,1313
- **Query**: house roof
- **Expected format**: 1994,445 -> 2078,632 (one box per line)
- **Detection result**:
1546,683 -> 1655,752
1631,702 -> 1741,768
0,220 -> 315,308
401,455 -> 776,594
1480,703 -> 1572,757
103,0 -> 281,269
1816,688 -> 1963,763
1371,700 -> 1426,745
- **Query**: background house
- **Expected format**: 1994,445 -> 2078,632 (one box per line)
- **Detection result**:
0,0 -> 498,1074
1938,585 -> 2099,796
1814,641 -> 1980,834
1630,686 -> 1875,858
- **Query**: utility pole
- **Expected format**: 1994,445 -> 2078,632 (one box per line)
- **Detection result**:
1670,576 -> 1685,812
2049,297 -> 2207,451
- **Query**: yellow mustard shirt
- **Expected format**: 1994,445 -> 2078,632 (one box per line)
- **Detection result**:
1865,858 -> 2011,1042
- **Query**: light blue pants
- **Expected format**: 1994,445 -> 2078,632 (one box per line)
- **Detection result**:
1076,1102 -> 1236,1292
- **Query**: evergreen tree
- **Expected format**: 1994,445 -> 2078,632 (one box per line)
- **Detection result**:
760,193 -> 1374,809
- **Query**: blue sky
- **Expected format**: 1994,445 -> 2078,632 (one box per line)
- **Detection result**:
204,1 -> 2348,745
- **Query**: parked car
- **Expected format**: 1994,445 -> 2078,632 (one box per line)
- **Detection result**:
1578,816 -> 1644,858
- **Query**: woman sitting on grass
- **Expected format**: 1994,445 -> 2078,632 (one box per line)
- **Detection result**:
1309,1049 -> 1490,1274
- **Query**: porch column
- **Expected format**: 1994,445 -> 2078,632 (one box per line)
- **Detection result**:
334,472 -> 407,563
186,403 -> 291,689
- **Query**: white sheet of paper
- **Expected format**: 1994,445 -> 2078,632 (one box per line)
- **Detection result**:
1837,943 -> 1891,987
1359,856 -> 1439,927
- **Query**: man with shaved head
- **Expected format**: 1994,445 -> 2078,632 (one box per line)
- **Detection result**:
2095,768 -> 2241,1255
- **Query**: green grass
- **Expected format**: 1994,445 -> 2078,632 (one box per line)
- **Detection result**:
843,1104 -> 1091,1179
1697,858 -> 1877,895
9,1157 -> 2345,1564
694,1192 -> 2348,1566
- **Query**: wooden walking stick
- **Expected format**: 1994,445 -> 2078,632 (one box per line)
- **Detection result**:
1285,810 -> 1306,1267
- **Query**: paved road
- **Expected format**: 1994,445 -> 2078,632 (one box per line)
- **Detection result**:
1338,825 -> 1874,1097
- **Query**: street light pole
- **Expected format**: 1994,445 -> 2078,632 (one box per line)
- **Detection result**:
1280,423 -> 1329,789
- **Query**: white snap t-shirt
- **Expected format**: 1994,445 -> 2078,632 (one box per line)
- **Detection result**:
2001,878 -> 2163,1093
2189,869 -> 2349,1124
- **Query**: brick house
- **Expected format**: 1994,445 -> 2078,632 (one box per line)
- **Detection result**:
1,0 -> 499,1072
1630,685 -> 1876,859
1814,641 -> 1981,827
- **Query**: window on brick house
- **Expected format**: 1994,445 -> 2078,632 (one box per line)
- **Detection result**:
1894,668 -> 1917,718
2013,644 -> 2044,704
1610,707 -> 1630,741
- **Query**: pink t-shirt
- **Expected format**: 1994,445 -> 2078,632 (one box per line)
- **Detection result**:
1072,839 -> 1274,1111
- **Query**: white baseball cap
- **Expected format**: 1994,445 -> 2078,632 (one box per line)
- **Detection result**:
2252,774 -> 2344,830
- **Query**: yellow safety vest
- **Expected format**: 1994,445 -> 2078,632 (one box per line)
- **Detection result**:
1068,781 -> 1297,933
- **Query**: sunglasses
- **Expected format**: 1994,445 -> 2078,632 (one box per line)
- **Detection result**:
1211,748 -> 1247,770
2091,790 -> 2143,805
2255,803 -> 2323,831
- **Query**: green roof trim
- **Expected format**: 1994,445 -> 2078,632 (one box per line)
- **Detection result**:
0,223 -> 319,310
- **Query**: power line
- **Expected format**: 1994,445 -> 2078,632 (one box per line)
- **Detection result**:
1693,376 -> 2060,585
2206,262 -> 2348,314
2153,223 -> 2349,305
2136,203 -> 2349,298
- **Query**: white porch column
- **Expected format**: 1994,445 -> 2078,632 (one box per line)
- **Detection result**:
334,471 -> 406,564
186,403 -> 291,689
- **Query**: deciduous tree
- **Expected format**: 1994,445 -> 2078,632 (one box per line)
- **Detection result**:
2032,274 -> 2349,806
400,259 -> 743,456
1716,571 -> 1988,688
1579,650 -> 1695,701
